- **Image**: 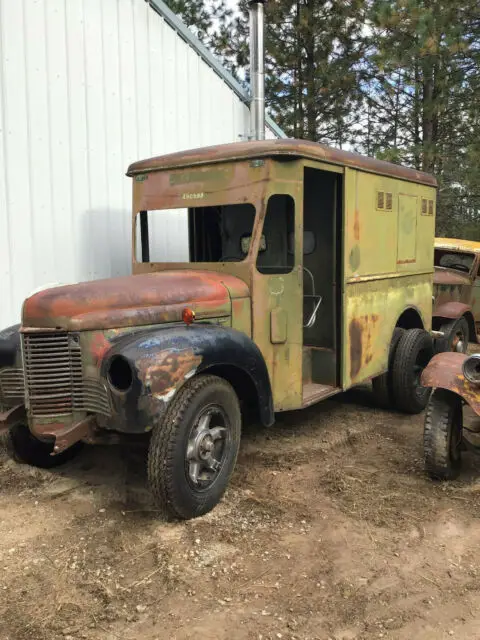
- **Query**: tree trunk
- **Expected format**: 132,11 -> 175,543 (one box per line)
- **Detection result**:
304,0 -> 316,141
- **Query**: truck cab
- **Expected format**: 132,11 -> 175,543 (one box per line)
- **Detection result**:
0,139 -> 437,519
432,238 -> 480,352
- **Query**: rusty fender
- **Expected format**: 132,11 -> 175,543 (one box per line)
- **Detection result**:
0,324 -> 22,369
102,325 -> 274,433
0,404 -> 26,434
433,301 -> 472,321
421,352 -> 480,416
0,324 -> 25,418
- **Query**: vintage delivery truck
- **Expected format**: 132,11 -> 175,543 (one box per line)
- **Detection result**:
0,139 -> 437,519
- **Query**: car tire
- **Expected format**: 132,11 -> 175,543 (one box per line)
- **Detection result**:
424,388 -> 463,480
435,316 -> 469,354
372,327 -> 405,409
148,374 -> 241,520
5,423 -> 83,468
391,328 -> 434,414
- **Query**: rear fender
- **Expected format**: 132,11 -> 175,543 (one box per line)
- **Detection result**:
103,325 -> 274,432
421,352 -> 480,416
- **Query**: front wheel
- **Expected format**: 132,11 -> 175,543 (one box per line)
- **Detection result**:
148,375 -> 241,520
436,317 -> 469,354
424,389 -> 463,480
4,423 -> 82,468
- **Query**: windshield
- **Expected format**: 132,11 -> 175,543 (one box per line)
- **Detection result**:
135,204 -> 256,263
135,195 -> 295,271
434,249 -> 475,274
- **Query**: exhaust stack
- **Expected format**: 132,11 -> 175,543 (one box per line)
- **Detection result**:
249,0 -> 266,140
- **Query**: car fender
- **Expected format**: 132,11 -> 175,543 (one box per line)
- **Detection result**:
0,324 -> 22,369
103,325 -> 274,432
421,351 -> 480,415
433,301 -> 472,321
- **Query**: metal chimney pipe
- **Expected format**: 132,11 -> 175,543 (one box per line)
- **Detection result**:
249,0 -> 266,140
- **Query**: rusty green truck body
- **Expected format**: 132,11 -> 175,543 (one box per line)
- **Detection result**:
432,238 -> 480,350
0,139 -> 437,518
127,139 -> 436,410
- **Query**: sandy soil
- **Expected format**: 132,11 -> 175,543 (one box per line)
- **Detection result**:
1,379 -> 480,640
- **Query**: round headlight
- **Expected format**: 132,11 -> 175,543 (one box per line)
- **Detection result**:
462,354 -> 480,385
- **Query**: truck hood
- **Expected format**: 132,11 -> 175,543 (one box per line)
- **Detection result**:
433,267 -> 471,287
22,270 -> 249,331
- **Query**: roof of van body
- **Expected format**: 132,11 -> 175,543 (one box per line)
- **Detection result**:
127,139 -> 437,187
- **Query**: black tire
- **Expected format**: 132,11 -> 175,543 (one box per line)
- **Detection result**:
372,327 -> 405,409
391,328 -> 434,414
148,374 -> 241,520
5,423 -> 82,469
435,316 -> 469,354
424,389 -> 463,480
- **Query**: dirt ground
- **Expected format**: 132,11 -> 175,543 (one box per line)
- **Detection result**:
2,375 -> 480,640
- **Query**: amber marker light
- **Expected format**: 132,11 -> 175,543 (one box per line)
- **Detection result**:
182,308 -> 196,325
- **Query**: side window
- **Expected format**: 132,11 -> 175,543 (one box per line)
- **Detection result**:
135,209 -> 189,262
256,195 -> 295,274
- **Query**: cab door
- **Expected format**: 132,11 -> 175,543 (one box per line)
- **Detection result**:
251,192 -> 303,411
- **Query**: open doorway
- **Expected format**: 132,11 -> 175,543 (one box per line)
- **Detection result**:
302,167 -> 342,392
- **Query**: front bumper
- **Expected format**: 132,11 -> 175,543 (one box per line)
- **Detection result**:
0,405 -> 96,454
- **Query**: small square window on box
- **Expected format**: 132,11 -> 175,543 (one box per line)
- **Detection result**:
376,191 -> 385,210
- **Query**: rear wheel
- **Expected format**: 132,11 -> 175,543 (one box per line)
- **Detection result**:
391,328 -> 434,414
435,317 -> 469,354
4,423 -> 82,468
424,389 -> 463,480
148,375 -> 241,520
372,327 -> 405,409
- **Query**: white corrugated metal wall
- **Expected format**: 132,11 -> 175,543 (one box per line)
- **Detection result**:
0,0 -> 278,329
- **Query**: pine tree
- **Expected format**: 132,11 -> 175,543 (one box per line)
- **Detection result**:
163,0 -> 233,52
165,0 -> 480,238
264,0 -> 367,145
360,0 -> 480,235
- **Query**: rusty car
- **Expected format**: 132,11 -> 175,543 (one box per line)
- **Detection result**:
422,351 -> 480,480
0,138 -> 439,520
432,238 -> 480,353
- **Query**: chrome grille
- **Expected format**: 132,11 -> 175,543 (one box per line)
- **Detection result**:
0,368 -> 25,404
23,332 -> 111,418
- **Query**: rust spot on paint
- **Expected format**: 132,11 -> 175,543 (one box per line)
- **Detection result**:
349,319 -> 362,379
139,349 -> 202,398
350,314 -> 379,378
354,209 -> 360,242
89,333 -> 112,364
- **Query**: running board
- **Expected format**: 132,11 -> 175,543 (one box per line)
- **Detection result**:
302,383 -> 342,408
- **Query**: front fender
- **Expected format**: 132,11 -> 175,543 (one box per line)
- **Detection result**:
433,301 -> 472,320
0,324 -> 24,409
103,325 -> 273,432
421,352 -> 480,415
0,324 -> 22,368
